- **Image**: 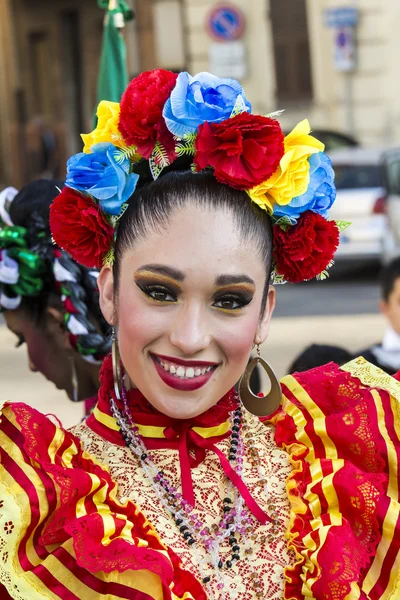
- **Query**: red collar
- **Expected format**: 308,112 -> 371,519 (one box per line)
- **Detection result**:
86,356 -> 270,523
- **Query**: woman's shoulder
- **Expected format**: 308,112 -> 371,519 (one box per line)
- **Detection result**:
0,400 -> 206,599
270,357 -> 400,600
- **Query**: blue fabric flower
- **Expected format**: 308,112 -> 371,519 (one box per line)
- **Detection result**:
274,152 -> 336,223
65,143 -> 139,215
163,71 -> 252,138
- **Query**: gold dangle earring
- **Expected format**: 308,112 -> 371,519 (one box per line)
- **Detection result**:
239,344 -> 282,417
112,327 -> 123,400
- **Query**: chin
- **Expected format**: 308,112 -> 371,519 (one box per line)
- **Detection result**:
152,392 -> 214,420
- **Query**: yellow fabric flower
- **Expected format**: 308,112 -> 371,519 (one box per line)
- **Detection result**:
81,100 -> 137,156
247,119 -> 324,213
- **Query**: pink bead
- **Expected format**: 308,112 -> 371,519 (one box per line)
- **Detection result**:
200,529 -> 208,536
217,583 -> 224,590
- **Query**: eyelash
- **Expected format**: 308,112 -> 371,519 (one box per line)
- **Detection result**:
213,294 -> 252,311
139,284 -> 178,303
139,284 -> 251,311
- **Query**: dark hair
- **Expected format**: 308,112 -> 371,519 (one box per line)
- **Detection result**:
288,344 -> 352,374
114,170 -> 273,304
380,257 -> 400,301
8,180 -> 110,360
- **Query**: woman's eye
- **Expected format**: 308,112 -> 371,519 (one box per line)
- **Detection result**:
15,335 -> 25,348
142,285 -> 177,303
213,295 -> 250,311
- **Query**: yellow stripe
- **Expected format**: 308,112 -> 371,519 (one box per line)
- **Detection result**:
44,540 -> 164,600
93,405 -> 230,438
283,375 -> 338,460
93,405 -> 120,431
304,460 -> 344,594
47,426 -> 66,463
362,390 -> 400,596
61,439 -> 79,468
75,472 -> 100,518
362,499 -> 399,597
136,421 -> 230,439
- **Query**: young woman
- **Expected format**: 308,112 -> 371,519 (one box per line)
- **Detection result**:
0,179 -> 110,411
0,71 -> 398,600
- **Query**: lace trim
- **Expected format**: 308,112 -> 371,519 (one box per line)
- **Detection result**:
342,356 -> 400,420
274,363 -> 390,600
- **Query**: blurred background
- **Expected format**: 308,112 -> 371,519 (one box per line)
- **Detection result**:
2,0 -> 400,425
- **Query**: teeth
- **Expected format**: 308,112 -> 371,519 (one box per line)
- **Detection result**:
157,359 -> 215,379
176,366 -> 185,378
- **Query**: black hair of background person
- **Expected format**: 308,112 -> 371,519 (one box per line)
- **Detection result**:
288,344 -> 352,374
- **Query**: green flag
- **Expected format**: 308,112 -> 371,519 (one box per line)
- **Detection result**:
95,1 -> 134,121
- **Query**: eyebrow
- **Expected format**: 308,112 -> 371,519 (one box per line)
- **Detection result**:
215,274 -> 255,287
135,264 -> 185,281
135,264 -> 255,287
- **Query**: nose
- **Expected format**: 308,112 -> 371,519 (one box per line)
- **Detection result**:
169,302 -> 212,356
28,357 -> 38,373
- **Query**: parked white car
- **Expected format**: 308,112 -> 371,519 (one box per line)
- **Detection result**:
381,148 -> 400,263
328,147 -> 388,262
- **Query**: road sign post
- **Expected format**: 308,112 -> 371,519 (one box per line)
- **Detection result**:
323,6 -> 359,134
206,3 -> 248,79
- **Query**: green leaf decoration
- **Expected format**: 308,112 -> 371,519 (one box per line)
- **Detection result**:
335,220 -> 352,233
230,94 -> 247,118
176,132 -> 196,158
109,203 -> 129,229
316,260 -> 335,281
190,163 -> 197,173
149,142 -> 170,180
272,215 -> 293,231
265,109 -> 285,119
270,266 -> 287,285
113,145 -> 140,165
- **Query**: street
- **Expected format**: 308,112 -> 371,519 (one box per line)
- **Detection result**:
0,263 -> 385,427
275,262 -> 381,317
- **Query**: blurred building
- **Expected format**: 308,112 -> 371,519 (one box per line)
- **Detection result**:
1,0 -> 400,188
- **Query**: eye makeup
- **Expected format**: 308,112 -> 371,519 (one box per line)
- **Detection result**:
134,269 -> 256,310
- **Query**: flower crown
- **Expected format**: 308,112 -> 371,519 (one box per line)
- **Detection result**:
50,70 -> 347,283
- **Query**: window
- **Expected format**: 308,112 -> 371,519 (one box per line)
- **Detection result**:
270,0 -> 313,102
334,165 -> 381,190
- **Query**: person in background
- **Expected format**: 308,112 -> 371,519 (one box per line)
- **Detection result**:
288,343 -> 352,374
0,180 -> 110,413
356,257 -> 400,375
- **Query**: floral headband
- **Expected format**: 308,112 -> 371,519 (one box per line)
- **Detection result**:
50,70 -> 347,283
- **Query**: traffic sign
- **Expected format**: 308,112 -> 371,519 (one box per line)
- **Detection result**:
206,4 -> 245,42
324,6 -> 358,28
333,26 -> 356,72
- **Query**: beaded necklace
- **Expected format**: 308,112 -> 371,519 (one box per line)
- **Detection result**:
109,383 -> 280,599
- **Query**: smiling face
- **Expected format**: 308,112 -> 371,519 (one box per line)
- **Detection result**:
98,203 -> 274,419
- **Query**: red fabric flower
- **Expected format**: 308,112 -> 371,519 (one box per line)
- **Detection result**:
50,187 -> 113,269
118,69 -> 178,161
273,212 -> 339,283
194,112 -> 284,190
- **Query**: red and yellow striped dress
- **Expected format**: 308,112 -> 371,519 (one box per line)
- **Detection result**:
0,357 -> 398,599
